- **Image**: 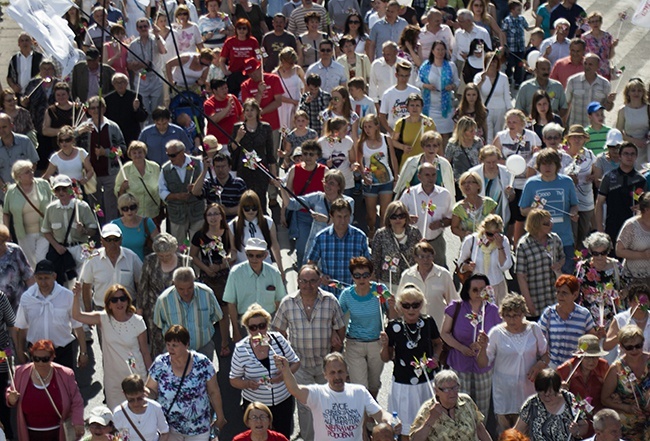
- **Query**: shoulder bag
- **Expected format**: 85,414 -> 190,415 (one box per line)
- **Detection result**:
454,236 -> 475,284
139,176 -> 166,226
35,369 -> 76,441
164,352 -> 191,417
120,404 -> 148,441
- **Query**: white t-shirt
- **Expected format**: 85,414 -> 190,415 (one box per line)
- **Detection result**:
49,148 -> 88,181
318,135 -> 355,189
112,399 -> 169,441
379,84 -> 420,129
306,383 -> 382,441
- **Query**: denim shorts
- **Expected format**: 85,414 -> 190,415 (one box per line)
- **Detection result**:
363,181 -> 393,196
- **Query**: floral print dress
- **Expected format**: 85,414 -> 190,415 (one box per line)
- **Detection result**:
611,357 -> 650,441
575,258 -> 623,328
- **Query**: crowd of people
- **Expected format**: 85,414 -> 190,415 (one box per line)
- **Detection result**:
0,0 -> 648,439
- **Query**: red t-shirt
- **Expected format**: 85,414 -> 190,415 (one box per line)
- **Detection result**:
204,94 -> 243,143
221,36 -> 259,73
241,73 -> 283,130
233,429 -> 288,441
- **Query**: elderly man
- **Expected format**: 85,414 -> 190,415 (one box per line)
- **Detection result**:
585,409 -> 623,441
549,38 -> 585,87
42,175 -> 98,285
399,162 -> 453,269
224,238 -> 287,342
139,107 -> 193,166
366,0 -> 408,61
565,53 -> 615,127
14,259 -> 89,369
158,139 -> 205,245
539,18 -> 571,67
369,41 -> 409,110
79,224 -> 142,312
153,267 -> 223,359
0,113 -> 38,203
452,9 -> 492,68
419,8 -> 454,60
515,57 -> 568,119
307,198 -> 370,297
83,6 -> 116,49
6,33 -> 43,97
277,352 -> 399,440
104,73 -> 148,145
272,264 -> 346,441
70,47 -> 115,103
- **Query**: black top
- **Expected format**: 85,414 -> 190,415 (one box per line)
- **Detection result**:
598,167 -> 646,239
387,315 -> 440,385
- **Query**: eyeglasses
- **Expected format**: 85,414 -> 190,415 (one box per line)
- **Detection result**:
590,250 -> 608,256
348,20 -> 360,24
243,205 -> 258,212
438,385 -> 460,393
206,212 -> 221,217
503,313 -> 522,319
103,237 -> 121,243
248,322 -> 267,332
320,48 -> 332,53
246,252 -> 265,259
177,11 -> 189,15
389,213 -> 407,220
109,295 -> 128,304
33,355 -> 52,363
60,137 -> 74,143
545,135 -> 561,140
248,415 -> 270,421
54,186 -> 71,192
299,278 -> 319,285
121,204 -> 138,212
236,26 -> 248,30
137,25 -> 150,29
352,271 -> 371,279
623,342 -> 644,351
401,302 -> 422,310
166,151 -> 181,158
127,396 -> 146,403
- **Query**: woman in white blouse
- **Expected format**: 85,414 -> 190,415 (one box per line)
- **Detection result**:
474,51 -> 512,144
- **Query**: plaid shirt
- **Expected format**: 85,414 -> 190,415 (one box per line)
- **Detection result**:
299,89 -> 331,135
514,232 -> 565,314
306,225 -> 370,297
271,289 -> 346,368
502,15 -> 528,53
566,73 -> 611,127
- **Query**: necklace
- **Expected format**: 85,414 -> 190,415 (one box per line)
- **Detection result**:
34,367 -> 53,385
439,403 -> 455,416
404,318 -> 424,349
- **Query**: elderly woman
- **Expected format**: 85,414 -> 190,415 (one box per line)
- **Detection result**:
458,214 -> 513,304
279,169 -> 354,265
410,369 -> 491,441
601,325 -> 650,441
114,141 -> 162,223
340,257 -> 396,398
451,171 -> 497,240
371,201 -> 422,287
391,94 -> 437,168
147,325 -> 227,439
575,232 -> 622,330
111,193 -> 159,260
230,304 -> 300,438
536,123 -> 573,170
514,368 -> 588,441
582,11 -> 617,79
234,402 -> 289,441
398,241 -> 457,331
3,160 -> 52,267
198,0 -> 234,50
139,233 -> 188,358
0,224 -> 34,311
477,293 -> 548,433
445,117 -> 484,189
380,285 -> 442,440
539,275 -> 598,368
474,52 -> 513,144
72,284 -> 151,409
6,339 -> 85,441
515,208 -> 565,319
616,191 -> 650,286
441,273 -> 501,417
557,335 -> 609,420
42,126 -> 95,184
469,145 -> 514,227
604,284 -> 650,360
394,131 -> 455,200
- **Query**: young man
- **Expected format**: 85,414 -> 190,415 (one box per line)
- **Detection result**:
204,78 -> 243,145
378,60 -> 419,136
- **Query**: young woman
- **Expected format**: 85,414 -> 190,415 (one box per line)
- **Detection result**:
103,25 -> 129,76
356,114 -> 398,238
320,85 -> 359,143
616,78 -> 650,166
474,52 -> 512,143
445,116 -> 484,196
342,12 -> 368,54
392,93 -> 436,167
173,5 -> 204,53
453,83 -> 488,144
274,47 -> 305,132
530,90 -> 563,146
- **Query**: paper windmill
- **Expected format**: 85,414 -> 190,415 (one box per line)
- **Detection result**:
243,150 -> 262,170
382,256 -> 400,273
94,204 -> 104,218
480,286 -> 495,303
80,241 -> 97,260
421,200 -> 436,216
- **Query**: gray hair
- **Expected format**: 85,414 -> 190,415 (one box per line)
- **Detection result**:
111,72 -> 129,84
153,232 -> 178,254
434,369 -> 459,386
593,409 -> 620,432
382,41 -> 398,51
11,160 -> 34,181
583,231 -> 613,253
553,17 -> 570,28
173,266 -> 195,283
166,139 -> 186,152
323,352 -> 347,371
457,9 -> 473,20
542,122 -> 564,138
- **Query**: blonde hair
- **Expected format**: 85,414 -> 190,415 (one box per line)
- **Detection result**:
450,116 -> 477,144
241,303 -> 272,327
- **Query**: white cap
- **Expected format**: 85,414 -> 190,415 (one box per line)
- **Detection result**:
87,406 -> 113,426
245,237 -> 267,251
100,223 -> 123,238
605,128 -> 624,147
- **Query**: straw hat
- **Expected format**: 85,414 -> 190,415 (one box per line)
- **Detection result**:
571,334 -> 608,357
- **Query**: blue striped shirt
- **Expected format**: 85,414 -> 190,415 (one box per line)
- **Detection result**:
539,303 -> 595,368
339,282 -> 387,341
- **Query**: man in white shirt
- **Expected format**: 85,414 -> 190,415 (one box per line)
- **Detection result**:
369,41 -> 403,108
79,224 -> 142,311
419,8 -> 454,60
6,32 -> 43,97
452,9 -> 492,66
399,162 -> 453,268
14,259 -> 89,369
584,409 -> 623,441
379,60 -> 420,136
278,352 -> 399,441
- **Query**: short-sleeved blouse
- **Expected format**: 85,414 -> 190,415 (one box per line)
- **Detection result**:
618,216 -> 650,281
386,316 -> 440,385
519,390 -> 579,441
410,394 -> 483,440
452,197 -> 498,234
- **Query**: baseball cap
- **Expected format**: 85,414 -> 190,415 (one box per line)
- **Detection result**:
242,57 -> 260,75
101,224 -> 123,239
587,101 -> 605,115
51,174 -> 73,189
605,128 -> 624,147
34,260 -> 56,274
87,406 -> 113,426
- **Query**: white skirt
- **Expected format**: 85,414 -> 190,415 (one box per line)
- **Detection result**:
388,379 -> 435,435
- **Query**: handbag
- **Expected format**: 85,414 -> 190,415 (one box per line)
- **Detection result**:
143,217 -> 153,256
139,177 -> 166,225
454,236 -> 475,284
46,205 -> 78,284
35,368 -> 76,441
439,301 -> 462,368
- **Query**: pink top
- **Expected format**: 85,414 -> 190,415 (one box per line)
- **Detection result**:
104,41 -> 129,76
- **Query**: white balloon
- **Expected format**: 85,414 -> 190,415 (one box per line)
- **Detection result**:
506,154 -> 527,176
527,50 -> 540,68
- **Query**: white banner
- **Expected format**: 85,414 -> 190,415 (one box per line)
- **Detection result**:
7,0 -> 78,77
632,0 -> 650,28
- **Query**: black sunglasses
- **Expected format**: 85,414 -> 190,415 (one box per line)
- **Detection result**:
60,137 -> 74,143
348,20 -> 361,24
352,271 -> 371,279
248,322 -> 267,332
590,250 -> 608,256
109,295 -> 128,303
485,231 -> 495,237
167,151 -> 181,158
243,205 -> 258,212
121,204 -> 138,212
401,302 -> 422,310
33,355 -> 52,363
623,342 -> 644,351
103,237 -> 121,243
389,213 -> 407,220
246,252 -> 265,259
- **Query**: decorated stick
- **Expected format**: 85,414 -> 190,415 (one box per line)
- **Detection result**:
480,286 -> 494,333
25,77 -> 52,99
135,70 -> 146,98
0,349 -> 15,390
565,358 -> 584,384
411,354 -> 438,398
616,12 -> 628,41
75,197 -> 80,225
599,301 -> 605,328
628,373 -> 641,409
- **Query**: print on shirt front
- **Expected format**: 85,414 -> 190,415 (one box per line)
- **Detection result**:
324,402 -> 362,438
389,97 -> 408,120
536,188 -> 566,223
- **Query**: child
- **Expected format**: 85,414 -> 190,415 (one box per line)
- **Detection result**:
176,112 -> 202,150
584,101 -> 611,156
207,47 -> 226,82
348,77 -> 376,122
318,117 -> 356,194
113,374 -> 169,441
298,73 -> 330,135
82,406 -> 117,441
282,110 -> 318,169
523,27 -> 545,81
501,0 -> 529,89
